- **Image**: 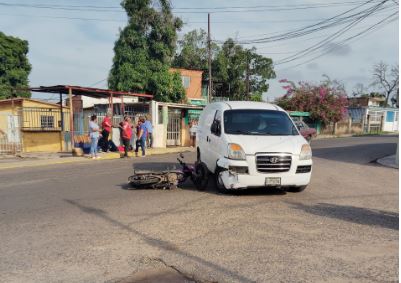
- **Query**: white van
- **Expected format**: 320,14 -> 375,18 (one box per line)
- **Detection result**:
196,101 -> 312,193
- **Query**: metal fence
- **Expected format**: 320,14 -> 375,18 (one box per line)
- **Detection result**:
21,107 -> 70,131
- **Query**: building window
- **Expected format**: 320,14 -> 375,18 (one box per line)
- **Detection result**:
41,116 -> 54,129
182,76 -> 191,89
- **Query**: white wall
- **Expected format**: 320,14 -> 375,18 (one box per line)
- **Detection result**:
81,96 -> 139,108
383,110 -> 399,132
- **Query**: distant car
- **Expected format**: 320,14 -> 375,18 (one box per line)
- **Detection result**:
295,121 -> 316,142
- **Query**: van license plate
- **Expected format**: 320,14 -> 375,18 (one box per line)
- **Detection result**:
265,177 -> 281,186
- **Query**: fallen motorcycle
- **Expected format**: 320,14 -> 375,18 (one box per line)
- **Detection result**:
128,153 -> 209,190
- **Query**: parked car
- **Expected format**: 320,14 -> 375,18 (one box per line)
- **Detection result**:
294,121 -> 317,142
196,101 -> 312,193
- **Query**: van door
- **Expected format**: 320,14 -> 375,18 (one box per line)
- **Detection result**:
206,110 -> 223,173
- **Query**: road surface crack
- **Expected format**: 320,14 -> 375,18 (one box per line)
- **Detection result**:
149,257 -> 217,283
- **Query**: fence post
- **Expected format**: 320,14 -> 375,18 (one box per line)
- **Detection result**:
69,87 -> 74,150
348,117 -> 352,134
333,122 -> 337,135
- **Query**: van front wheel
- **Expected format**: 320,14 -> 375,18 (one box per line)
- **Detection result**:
215,168 -> 229,194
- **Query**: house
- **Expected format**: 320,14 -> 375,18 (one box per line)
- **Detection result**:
170,68 -> 207,102
348,106 -> 398,133
348,96 -> 385,107
0,98 -> 70,153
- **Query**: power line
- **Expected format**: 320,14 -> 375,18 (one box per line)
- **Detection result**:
275,1 -> 389,64
234,7 -> 393,40
173,0 -> 379,10
0,0 -> 386,14
214,0 -> 391,44
89,78 -> 108,87
276,12 -> 398,71
0,13 -> 126,22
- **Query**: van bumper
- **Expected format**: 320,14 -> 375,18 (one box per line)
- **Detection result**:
217,156 -> 312,190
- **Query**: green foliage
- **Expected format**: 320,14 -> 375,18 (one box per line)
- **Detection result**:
0,31 -> 31,99
108,0 -> 185,102
173,32 -> 276,101
249,92 -> 263,102
213,39 -> 276,100
148,68 -> 185,102
276,77 -> 348,125
172,29 -> 219,81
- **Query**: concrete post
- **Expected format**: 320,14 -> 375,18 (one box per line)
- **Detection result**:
348,117 -> 352,134
68,87 -> 74,151
162,105 -> 168,148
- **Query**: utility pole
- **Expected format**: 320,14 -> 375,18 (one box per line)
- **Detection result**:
246,51 -> 250,99
208,13 -> 212,103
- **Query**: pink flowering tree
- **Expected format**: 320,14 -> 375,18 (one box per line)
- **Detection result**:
276,77 -> 348,125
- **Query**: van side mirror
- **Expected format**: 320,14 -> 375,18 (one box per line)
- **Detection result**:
211,120 -> 221,136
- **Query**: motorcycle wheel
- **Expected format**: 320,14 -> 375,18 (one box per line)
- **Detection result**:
128,174 -> 162,187
192,162 -> 209,191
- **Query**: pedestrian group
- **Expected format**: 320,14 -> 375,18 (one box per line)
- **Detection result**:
88,113 -> 153,159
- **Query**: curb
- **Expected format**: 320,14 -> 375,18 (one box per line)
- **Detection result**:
0,147 -> 195,170
377,154 -> 398,169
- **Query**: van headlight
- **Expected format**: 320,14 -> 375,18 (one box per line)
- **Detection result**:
228,143 -> 246,160
299,144 -> 312,160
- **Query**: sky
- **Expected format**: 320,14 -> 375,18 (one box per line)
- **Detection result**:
0,0 -> 399,102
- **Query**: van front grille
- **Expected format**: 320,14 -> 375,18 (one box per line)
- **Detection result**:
256,154 -> 292,173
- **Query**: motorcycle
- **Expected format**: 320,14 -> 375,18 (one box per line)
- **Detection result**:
128,153 -> 209,190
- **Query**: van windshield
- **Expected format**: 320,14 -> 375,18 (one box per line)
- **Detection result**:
224,109 -> 298,136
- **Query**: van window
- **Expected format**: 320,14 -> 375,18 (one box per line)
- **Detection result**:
224,110 -> 298,136
211,110 -> 222,136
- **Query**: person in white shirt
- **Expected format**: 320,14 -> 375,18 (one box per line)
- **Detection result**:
189,120 -> 198,147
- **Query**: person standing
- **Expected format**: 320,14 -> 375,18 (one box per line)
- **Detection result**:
189,120 -> 198,147
135,117 -> 147,157
120,116 -> 132,158
144,116 -> 153,148
100,112 -> 112,152
89,114 -> 101,159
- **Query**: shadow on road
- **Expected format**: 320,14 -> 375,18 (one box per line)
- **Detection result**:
64,199 -> 255,283
288,202 -> 399,230
312,142 -> 397,165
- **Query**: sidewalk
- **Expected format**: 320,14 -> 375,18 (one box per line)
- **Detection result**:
0,147 -> 195,170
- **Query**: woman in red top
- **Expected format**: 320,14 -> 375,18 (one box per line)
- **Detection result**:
120,116 -> 132,158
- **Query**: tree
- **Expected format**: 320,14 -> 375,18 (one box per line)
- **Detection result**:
371,61 -> 399,106
276,77 -> 348,125
213,38 -> 276,100
172,29 -> 219,81
0,31 -> 31,99
108,0 -> 185,102
352,83 -> 367,97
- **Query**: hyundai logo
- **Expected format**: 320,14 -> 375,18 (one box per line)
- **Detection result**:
270,157 -> 280,164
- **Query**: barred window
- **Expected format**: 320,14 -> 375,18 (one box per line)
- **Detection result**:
41,116 -> 54,128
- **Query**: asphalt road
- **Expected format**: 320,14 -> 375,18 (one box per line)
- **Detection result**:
0,136 -> 398,283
